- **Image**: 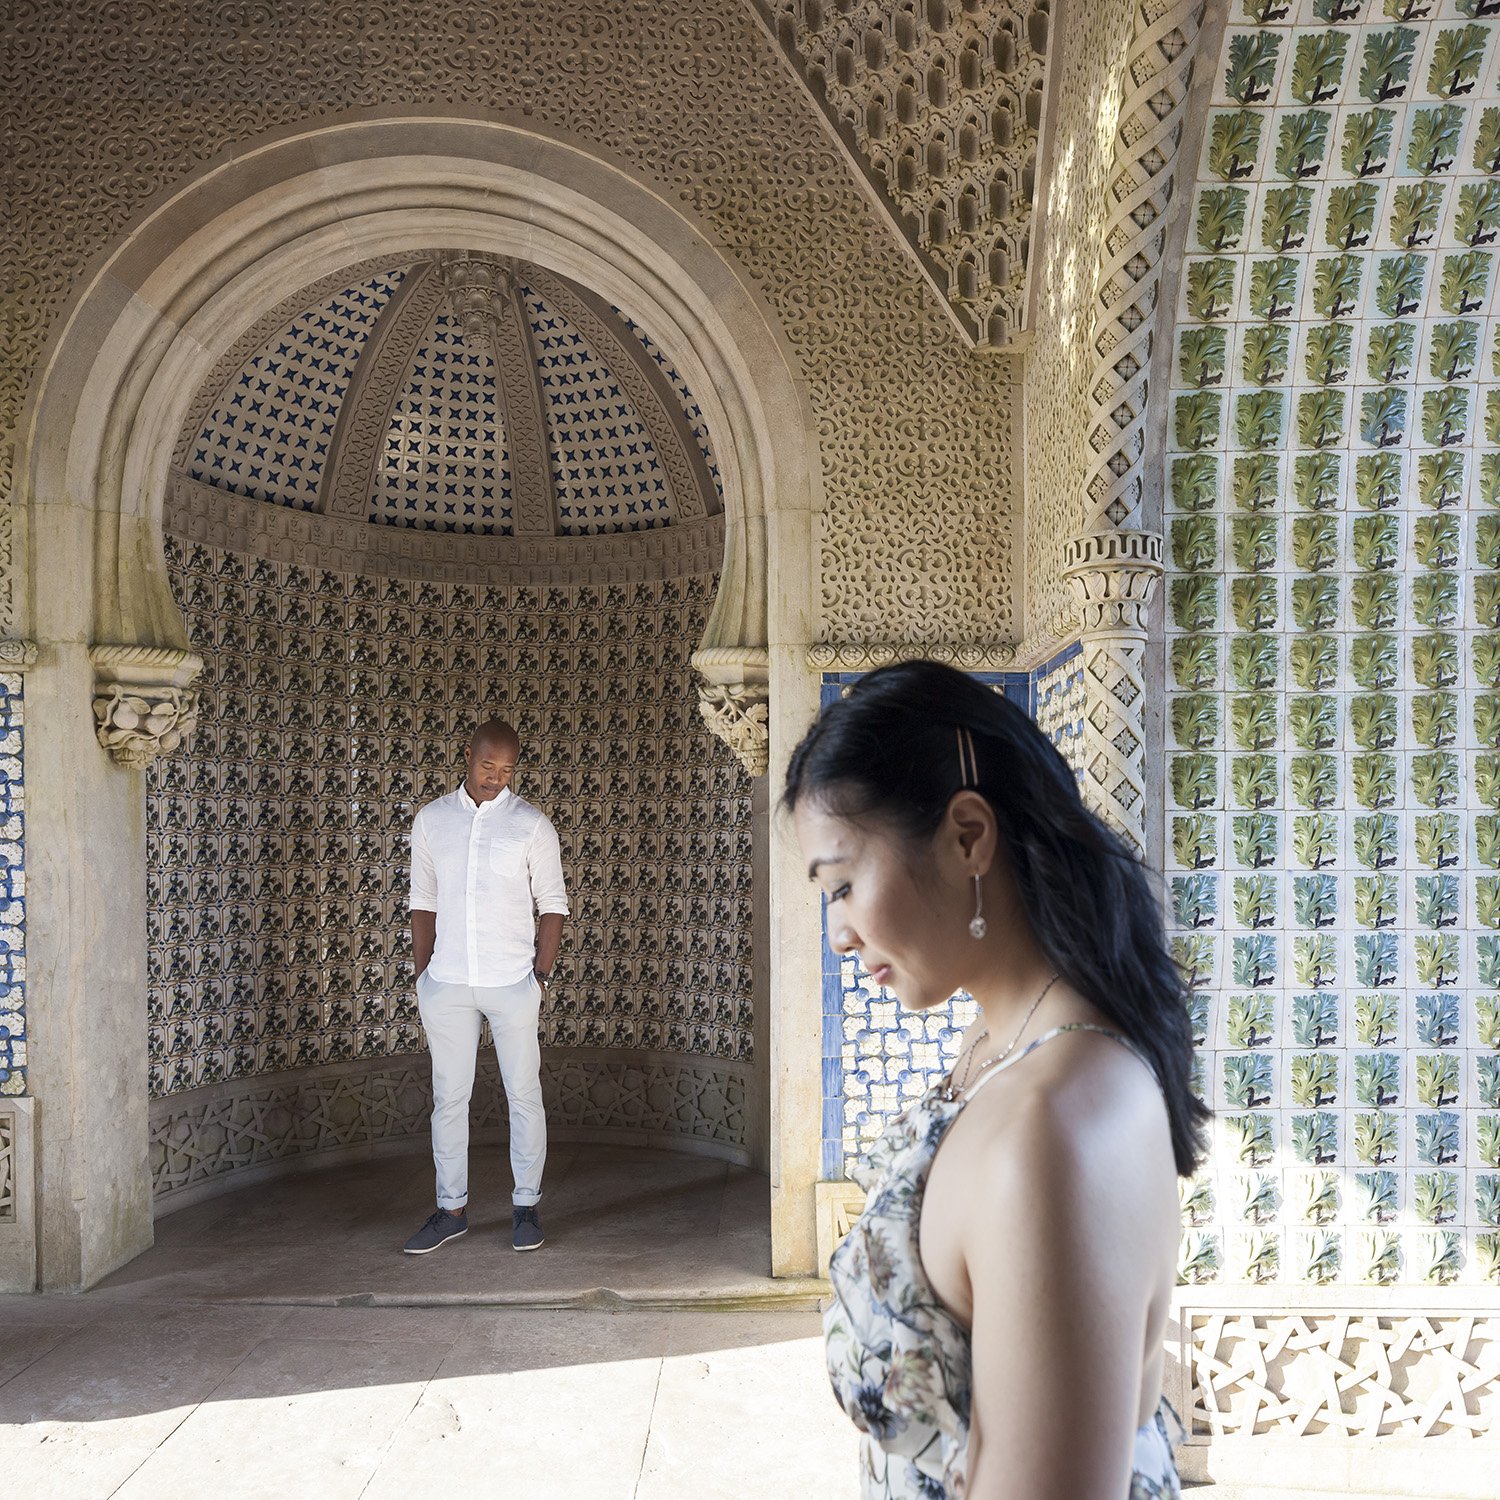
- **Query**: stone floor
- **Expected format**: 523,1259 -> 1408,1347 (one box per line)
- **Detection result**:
89,1143 -> 811,1309
0,1144 -> 1411,1498
0,1145 -> 856,1498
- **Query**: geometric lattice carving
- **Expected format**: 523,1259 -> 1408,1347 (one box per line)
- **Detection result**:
149,1051 -> 751,1203
1084,0 -> 1207,530
1189,1312 -> 1500,1440
0,1109 -> 15,1221
755,0 -> 1049,347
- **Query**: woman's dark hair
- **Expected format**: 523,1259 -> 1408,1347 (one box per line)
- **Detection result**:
785,658 -> 1209,1177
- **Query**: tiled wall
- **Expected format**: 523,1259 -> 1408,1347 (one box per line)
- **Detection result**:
0,674 -> 23,1097
146,542 -> 753,1100
1167,1 -> 1500,1289
819,657 -> 1080,1178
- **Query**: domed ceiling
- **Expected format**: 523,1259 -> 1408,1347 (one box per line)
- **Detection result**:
172,254 -> 724,540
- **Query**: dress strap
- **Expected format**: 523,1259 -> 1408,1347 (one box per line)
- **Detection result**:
960,1022 -> 1159,1103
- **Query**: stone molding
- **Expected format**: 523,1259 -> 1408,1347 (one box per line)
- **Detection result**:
1061,528 -> 1162,850
148,1050 -> 753,1207
321,264 -> 447,521
806,640 -> 1020,672
1084,0 -> 1206,531
89,643 -> 203,770
165,471 -> 725,586
433,252 -> 560,536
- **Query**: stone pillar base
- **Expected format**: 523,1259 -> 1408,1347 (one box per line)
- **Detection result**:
0,1097 -> 37,1291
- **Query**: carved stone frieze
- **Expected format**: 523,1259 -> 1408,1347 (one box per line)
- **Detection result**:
320,265 -> 447,521
0,639 -> 37,672
1061,529 -> 1162,850
806,640 -> 1018,672
165,472 -> 725,586
1083,0 -> 1206,531
89,644 -> 203,770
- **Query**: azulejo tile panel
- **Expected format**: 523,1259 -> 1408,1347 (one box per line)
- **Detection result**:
369,312 -> 516,535
1167,1 -> 1500,1290
191,273 -> 407,511
616,311 -> 725,509
0,673 -> 23,1097
146,539 -> 753,1100
819,660 -> 1078,1178
521,284 -> 674,536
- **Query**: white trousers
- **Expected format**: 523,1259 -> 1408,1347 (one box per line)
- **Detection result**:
417,971 -> 545,1209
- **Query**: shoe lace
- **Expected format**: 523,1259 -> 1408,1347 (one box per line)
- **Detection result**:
427,1210 -> 452,1230
516,1207 -> 538,1226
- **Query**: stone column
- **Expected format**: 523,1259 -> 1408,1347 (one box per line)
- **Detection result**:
1067,2 -> 1204,857
1062,529 -> 1163,853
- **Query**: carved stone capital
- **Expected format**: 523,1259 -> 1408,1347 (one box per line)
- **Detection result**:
432,251 -> 517,349
89,645 -> 203,770
693,647 -> 769,778
1061,529 -> 1164,637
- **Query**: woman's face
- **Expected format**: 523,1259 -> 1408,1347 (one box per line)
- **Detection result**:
795,797 -> 972,1010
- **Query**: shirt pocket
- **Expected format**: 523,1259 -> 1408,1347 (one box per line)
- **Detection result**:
488,835 -> 528,877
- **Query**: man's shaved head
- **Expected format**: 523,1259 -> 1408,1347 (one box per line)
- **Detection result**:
470,718 -> 520,756
464,719 -> 521,803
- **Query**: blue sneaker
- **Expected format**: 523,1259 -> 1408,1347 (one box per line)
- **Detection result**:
403,1208 -> 468,1255
512,1206 -> 544,1252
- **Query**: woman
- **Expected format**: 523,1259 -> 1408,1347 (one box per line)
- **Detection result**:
786,660 -> 1209,1499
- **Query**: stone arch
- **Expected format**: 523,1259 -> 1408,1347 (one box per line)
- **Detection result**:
17,114 -> 822,1287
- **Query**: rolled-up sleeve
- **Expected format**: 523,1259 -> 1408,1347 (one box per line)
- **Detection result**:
408,810 -> 438,912
528,815 -> 569,917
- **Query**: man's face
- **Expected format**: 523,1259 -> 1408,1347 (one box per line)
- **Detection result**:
464,734 -> 519,803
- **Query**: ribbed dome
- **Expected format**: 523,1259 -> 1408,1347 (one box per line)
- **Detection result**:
179,256 -> 723,538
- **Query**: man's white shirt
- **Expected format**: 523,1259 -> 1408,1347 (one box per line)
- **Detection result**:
409,785 -> 569,987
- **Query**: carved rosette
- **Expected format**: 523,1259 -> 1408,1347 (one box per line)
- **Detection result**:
89,645 -> 203,770
1061,530 -> 1163,852
693,647 -> 769,778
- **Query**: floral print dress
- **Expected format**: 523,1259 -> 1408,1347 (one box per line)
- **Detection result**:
824,1022 -> 1184,1499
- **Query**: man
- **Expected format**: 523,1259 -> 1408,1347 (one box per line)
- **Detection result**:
403,718 -> 567,1254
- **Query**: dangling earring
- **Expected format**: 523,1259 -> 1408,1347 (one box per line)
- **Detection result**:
969,873 -> 987,940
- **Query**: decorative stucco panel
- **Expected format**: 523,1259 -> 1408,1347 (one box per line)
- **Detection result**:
3,0 -> 1016,647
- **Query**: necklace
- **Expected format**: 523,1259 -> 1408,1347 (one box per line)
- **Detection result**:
941,972 -> 1062,1102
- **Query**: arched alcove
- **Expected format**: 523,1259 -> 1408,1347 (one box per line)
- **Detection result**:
18,115 -> 825,1288
147,252 -> 754,1211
